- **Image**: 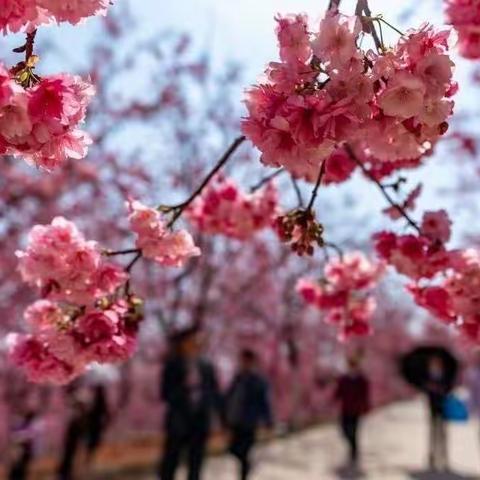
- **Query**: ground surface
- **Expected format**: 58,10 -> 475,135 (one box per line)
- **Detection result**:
124,399 -> 480,480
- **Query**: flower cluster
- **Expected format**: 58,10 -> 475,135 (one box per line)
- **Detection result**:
275,208 -> 324,256
9,296 -> 143,384
242,13 -> 456,182
16,217 -> 127,305
0,66 -> 94,171
186,176 -> 279,240
374,210 -> 453,280
297,252 -> 384,340
10,217 -> 145,384
0,0 -> 111,33
445,0 -> 480,58
127,199 -> 201,267
409,249 -> 480,341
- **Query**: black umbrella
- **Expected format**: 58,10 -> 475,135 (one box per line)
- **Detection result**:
400,346 -> 459,392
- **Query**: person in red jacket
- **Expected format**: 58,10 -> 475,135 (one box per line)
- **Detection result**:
334,356 -> 371,468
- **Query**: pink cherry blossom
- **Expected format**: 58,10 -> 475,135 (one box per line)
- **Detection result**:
373,231 -> 451,280
127,199 -> 201,267
16,217 -> 127,305
0,0 -> 112,33
297,252 -> 384,339
37,0 -> 111,25
445,0 -> 480,59
186,176 -> 279,239
378,72 -> 426,119
0,69 -> 95,171
275,14 -> 312,65
243,14 -> 455,179
421,210 -> 452,243
8,334 -> 81,384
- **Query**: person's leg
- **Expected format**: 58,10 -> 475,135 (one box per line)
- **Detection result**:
232,428 -> 255,480
431,414 -> 443,470
438,418 -> 449,471
187,431 -> 208,480
350,416 -> 360,465
340,415 -> 356,464
158,434 -> 184,480
428,410 -> 436,469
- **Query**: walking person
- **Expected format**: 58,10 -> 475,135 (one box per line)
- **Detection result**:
57,387 -> 90,480
400,346 -> 458,473
7,408 -> 37,480
225,349 -> 273,480
423,355 -> 450,471
84,384 -> 110,467
158,324 -> 223,480
334,356 -> 370,469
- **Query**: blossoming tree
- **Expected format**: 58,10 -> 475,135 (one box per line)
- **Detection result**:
0,0 -> 479,403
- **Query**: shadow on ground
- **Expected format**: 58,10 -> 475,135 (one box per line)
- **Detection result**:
334,464 -> 366,479
408,470 -> 479,480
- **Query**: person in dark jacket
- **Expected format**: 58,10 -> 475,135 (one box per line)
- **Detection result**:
8,409 -> 37,480
423,355 -> 450,471
226,349 -> 273,480
85,384 -> 110,465
57,388 -> 90,480
334,356 -> 370,468
158,324 -> 222,480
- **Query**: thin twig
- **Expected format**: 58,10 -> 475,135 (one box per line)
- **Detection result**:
328,0 -> 342,12
249,168 -> 285,193
324,241 -> 345,260
105,248 -> 141,257
291,177 -> 304,208
167,135 -> 246,227
307,160 -> 327,211
344,144 -> 421,233
356,0 -> 383,52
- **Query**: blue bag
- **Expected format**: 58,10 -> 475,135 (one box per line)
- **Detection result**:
443,394 -> 469,422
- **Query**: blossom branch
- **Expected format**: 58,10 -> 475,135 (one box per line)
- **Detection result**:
328,0 -> 342,12
307,160 -> 327,211
324,241 -> 345,260
250,168 -> 285,193
13,29 -> 38,62
291,177 -> 304,208
164,135 -> 246,227
356,0 -> 383,52
345,144 -> 421,233
105,248 -> 141,257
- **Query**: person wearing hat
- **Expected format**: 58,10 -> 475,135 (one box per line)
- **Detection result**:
158,324 -> 223,480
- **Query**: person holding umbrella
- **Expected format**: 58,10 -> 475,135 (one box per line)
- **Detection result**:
401,346 -> 459,472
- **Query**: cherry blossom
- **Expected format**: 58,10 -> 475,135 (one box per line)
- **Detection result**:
0,68 -> 94,171
243,14 -> 456,181
297,252 -> 384,340
186,176 -> 279,240
9,295 -> 143,384
127,199 -> 201,267
0,0 -> 112,34
373,230 -> 451,281
16,217 -> 127,305
445,0 -> 480,58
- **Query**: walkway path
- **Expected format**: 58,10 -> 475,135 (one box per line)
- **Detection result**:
152,399 -> 480,480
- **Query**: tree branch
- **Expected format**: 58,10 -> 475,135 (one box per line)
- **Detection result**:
166,135 -> 246,227
249,168 -> 285,193
291,177 -> 304,208
344,144 -> 421,233
307,160 -> 327,211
